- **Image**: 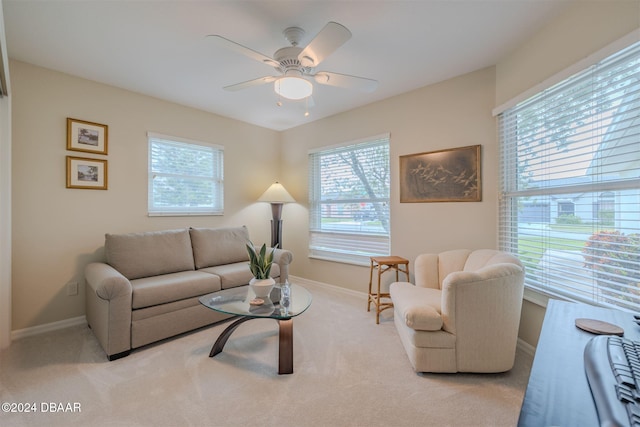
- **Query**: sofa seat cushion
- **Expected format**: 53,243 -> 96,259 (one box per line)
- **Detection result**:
190,226 -> 251,269
131,270 -> 221,309
105,229 -> 195,280
390,282 -> 443,331
199,262 -> 280,289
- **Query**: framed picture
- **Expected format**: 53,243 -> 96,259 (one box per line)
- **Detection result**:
66,156 -> 108,190
399,145 -> 481,202
67,118 -> 108,154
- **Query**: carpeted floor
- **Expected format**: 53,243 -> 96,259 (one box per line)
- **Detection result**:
0,281 -> 532,427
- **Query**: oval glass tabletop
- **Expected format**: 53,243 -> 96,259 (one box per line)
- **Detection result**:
199,283 -> 312,320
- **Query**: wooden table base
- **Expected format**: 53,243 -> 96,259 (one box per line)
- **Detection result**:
367,256 -> 409,324
209,316 -> 294,375
277,319 -> 293,375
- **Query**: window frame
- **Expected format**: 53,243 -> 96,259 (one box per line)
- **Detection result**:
497,35 -> 640,311
147,132 -> 224,217
308,134 -> 391,265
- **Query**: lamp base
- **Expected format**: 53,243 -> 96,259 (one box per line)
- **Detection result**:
271,219 -> 283,249
270,203 -> 284,248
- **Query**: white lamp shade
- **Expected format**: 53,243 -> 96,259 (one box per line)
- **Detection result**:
258,182 -> 295,203
274,77 -> 313,100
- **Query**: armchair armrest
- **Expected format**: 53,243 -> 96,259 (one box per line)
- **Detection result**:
85,262 -> 133,359
440,263 -> 524,336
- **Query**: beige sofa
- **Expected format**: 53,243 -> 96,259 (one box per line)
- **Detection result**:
390,249 -> 524,373
85,226 -> 293,360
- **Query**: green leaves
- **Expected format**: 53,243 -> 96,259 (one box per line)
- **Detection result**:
246,241 -> 275,279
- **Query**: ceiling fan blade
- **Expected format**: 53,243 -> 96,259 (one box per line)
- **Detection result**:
298,22 -> 351,68
223,76 -> 278,92
313,71 -> 378,93
207,35 -> 280,68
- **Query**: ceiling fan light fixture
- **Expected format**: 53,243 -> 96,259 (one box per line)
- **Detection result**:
274,76 -> 313,100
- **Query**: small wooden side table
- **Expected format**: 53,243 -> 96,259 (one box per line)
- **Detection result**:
367,256 -> 409,324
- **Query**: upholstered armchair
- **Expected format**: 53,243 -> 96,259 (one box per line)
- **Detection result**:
389,249 -> 525,373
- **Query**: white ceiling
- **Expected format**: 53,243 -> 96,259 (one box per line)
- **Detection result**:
4,0 -> 572,131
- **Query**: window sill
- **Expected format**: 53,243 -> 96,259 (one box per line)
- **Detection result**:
308,254 -> 370,268
148,212 -> 223,217
523,286 -> 584,309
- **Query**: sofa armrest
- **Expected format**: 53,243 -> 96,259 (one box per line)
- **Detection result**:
85,262 -> 133,359
272,248 -> 293,282
86,262 -> 133,300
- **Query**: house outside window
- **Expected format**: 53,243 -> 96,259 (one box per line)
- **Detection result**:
557,200 -> 575,218
497,39 -> 640,311
148,133 -> 224,216
308,134 -> 390,265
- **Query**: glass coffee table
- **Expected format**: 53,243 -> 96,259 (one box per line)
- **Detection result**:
199,283 -> 312,374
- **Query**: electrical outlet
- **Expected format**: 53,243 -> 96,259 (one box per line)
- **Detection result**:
67,281 -> 78,296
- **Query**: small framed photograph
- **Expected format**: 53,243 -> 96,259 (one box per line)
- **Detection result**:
400,145 -> 481,203
66,156 -> 108,190
67,118 -> 108,154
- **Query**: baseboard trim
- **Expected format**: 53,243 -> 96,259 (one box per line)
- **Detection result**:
517,337 -> 536,358
289,275 -> 367,300
11,315 -> 87,341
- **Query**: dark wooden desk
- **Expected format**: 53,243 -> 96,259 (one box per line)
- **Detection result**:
518,299 -> 640,426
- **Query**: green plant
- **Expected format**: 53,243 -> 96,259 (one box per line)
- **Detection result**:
246,241 -> 276,279
556,214 -> 582,225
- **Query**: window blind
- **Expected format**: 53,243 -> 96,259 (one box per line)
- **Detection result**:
308,134 -> 390,265
498,39 -> 640,311
148,133 -> 224,216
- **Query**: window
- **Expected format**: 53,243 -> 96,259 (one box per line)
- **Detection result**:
148,133 -> 224,216
308,134 -> 390,265
498,39 -> 640,311
594,192 -> 616,226
558,200 -> 575,217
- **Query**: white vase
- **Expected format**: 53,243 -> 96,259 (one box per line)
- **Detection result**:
249,277 -> 276,298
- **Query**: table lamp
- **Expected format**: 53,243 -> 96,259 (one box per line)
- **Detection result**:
258,182 -> 295,248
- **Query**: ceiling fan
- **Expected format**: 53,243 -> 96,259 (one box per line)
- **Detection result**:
208,22 -> 378,101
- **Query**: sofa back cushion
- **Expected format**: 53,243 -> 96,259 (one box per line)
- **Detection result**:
436,249 -> 472,289
416,249 -> 523,289
190,226 -> 250,269
105,229 -> 195,280
463,249 -> 523,272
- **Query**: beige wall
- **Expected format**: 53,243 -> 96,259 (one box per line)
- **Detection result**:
10,60 -> 280,331
281,66 -> 498,292
496,0 -> 640,106
0,0 -> 11,349
495,0 -> 640,347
